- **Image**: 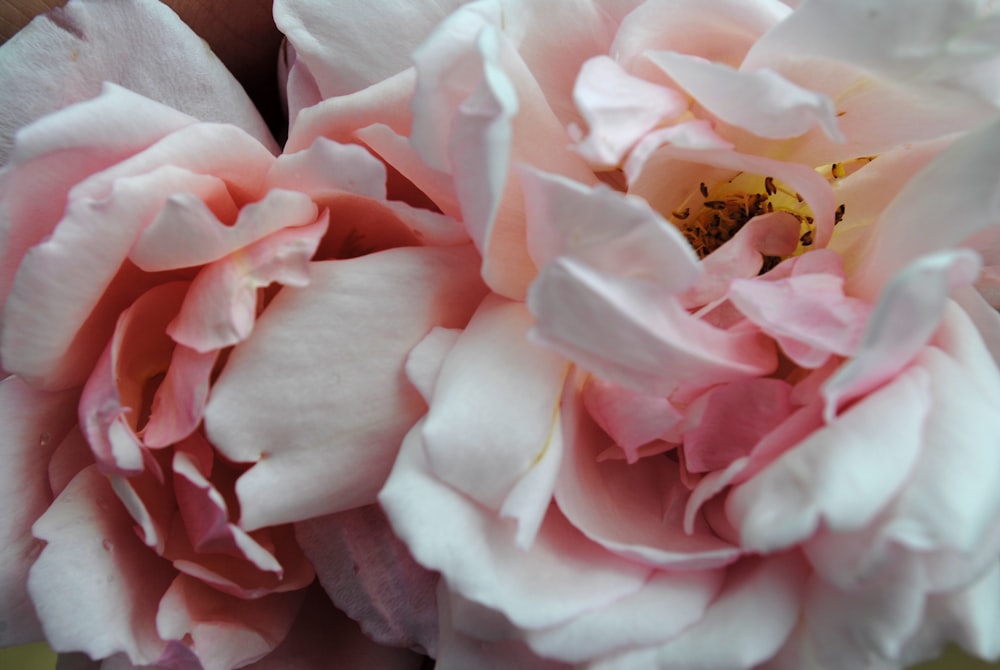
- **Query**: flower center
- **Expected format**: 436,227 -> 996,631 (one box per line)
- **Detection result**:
669,173 -> 816,260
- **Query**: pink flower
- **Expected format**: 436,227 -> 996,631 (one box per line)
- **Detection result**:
0,1 -> 482,667
257,0 -> 1000,667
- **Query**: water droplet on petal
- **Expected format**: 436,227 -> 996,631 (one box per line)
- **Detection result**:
38,432 -> 51,448
101,539 -> 114,553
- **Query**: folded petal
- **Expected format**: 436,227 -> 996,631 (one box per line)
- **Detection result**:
203,245 -> 488,530
28,466 -> 174,665
823,249 -> 981,422
582,376 -> 683,461
646,51 -> 843,141
518,165 -> 700,285
572,55 -> 687,167
528,257 -> 776,396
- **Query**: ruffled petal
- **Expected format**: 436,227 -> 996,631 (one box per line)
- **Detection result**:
379,420 -> 651,632
203,246 -> 488,530
729,362 -> 932,553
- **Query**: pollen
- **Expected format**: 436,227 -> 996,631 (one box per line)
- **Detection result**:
668,173 -> 817,260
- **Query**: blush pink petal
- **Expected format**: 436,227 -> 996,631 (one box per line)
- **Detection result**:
283,68 -> 416,154
295,505 -> 439,654
524,568 -> 724,663
582,376 -> 683,461
80,282 -> 188,475
518,165 -> 700,285
0,0 -> 274,162
591,555 -> 807,670
850,116 -> 1000,297
405,327 -> 462,405
0,378 -> 78,646
909,564 -> 1000,663
421,295 -> 568,512
155,575 -> 305,670
555,388 -> 740,570
729,269 -> 871,369
571,55 -> 687,168
683,377 -> 794,473
274,0 -> 465,99
379,420 -> 652,631
611,0 -> 790,74
203,246 -> 488,530
130,189 -> 318,273
679,211 -> 801,308
267,138 -> 387,199
167,216 -> 328,353
142,345 -> 217,448
528,257 -> 777,396
646,51 -> 843,141
823,249 -> 981,422
28,465 -> 174,665
0,85 -> 195,314
729,362 -> 932,553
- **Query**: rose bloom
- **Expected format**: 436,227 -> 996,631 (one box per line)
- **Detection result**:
273,0 -> 1000,668
0,1 -> 484,668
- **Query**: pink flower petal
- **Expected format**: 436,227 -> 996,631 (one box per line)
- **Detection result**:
523,568 -> 723,663
647,51 -> 843,141
572,55 -> 688,167
379,420 -> 651,631
0,0 -> 274,163
518,165 -> 701,285
130,189 -> 318,272
555,388 -> 740,570
142,345 -> 218,448
823,248 -> 981,421
683,377 -> 794,473
167,216 -> 328,353
203,245 -> 488,530
850,116 -> 1000,298
582,376 -> 683,461
80,282 -> 188,474
422,295 -> 568,512
274,0 -> 465,99
591,555 -> 807,670
295,505 -> 439,655
266,137 -> 387,200
729,362 -> 932,553
612,0 -> 791,73
155,574 -> 305,670
0,378 -> 78,647
404,327 -> 461,405
528,257 -> 777,396
729,265 -> 871,369
28,465 -> 174,665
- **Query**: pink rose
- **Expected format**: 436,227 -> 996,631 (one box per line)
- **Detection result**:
247,0 -> 1000,667
0,1 -> 484,668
